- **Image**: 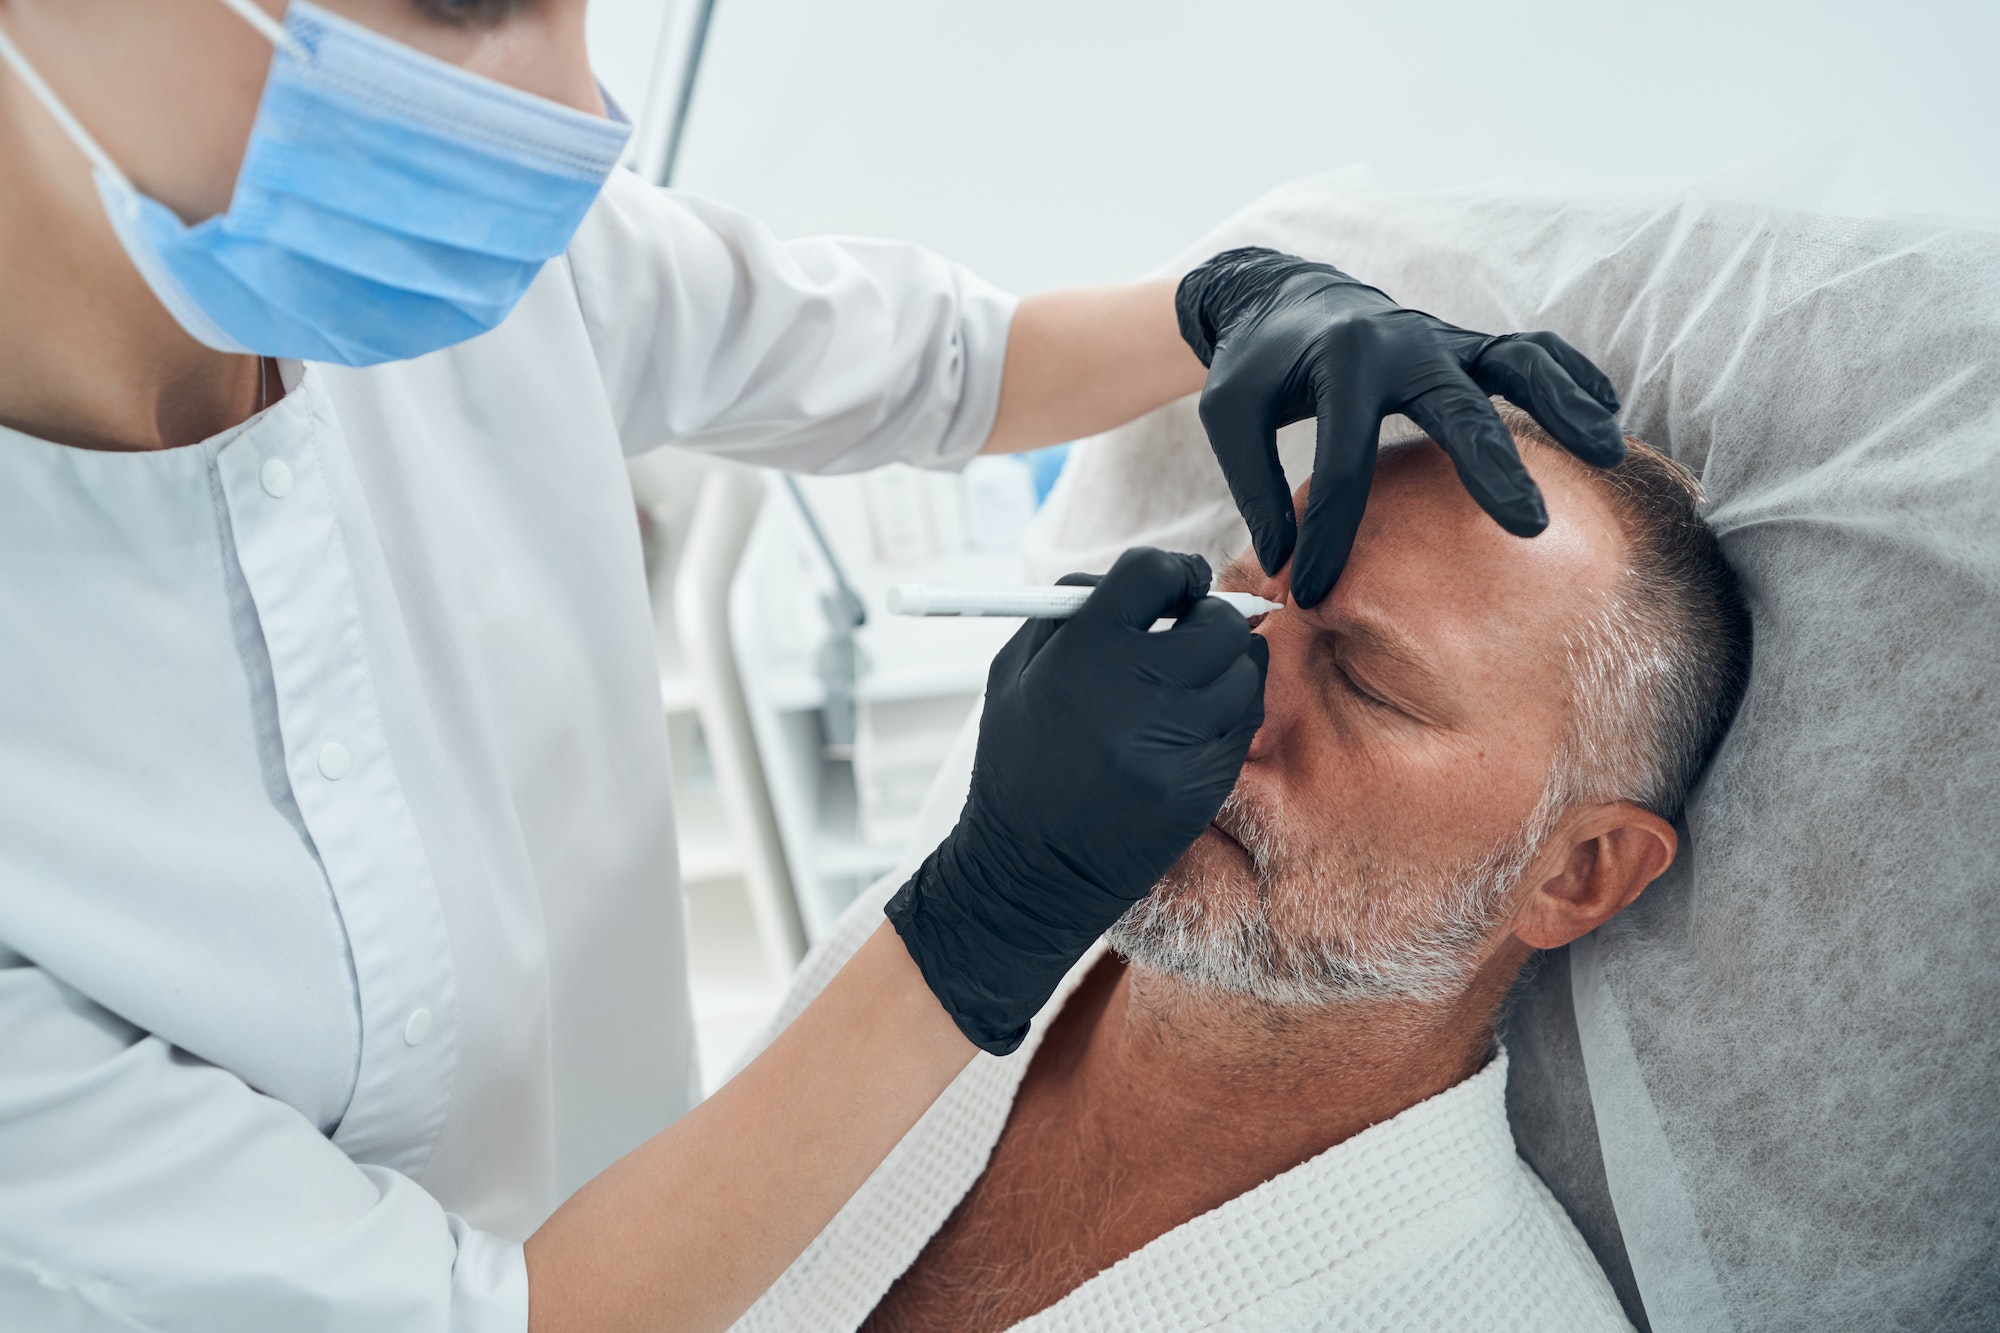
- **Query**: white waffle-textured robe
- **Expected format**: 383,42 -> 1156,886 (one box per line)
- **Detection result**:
731,872 -> 1632,1333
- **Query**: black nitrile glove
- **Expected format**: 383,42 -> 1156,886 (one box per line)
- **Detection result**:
1177,246 -> 1626,607
885,548 -> 1268,1055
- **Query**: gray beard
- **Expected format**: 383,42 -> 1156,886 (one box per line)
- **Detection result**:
1105,787 -> 1554,1008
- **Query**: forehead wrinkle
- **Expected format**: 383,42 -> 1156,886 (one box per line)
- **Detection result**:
1354,439 -> 1619,679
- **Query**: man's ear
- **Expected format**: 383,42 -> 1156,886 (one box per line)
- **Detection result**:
1510,804 -> 1678,951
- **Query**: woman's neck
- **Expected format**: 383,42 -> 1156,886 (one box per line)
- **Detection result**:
0,82 -> 262,453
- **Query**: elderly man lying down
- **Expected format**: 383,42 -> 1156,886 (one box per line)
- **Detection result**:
731,403 -> 1752,1333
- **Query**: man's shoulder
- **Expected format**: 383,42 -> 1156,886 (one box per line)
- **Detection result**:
1017,1049 -> 1632,1332
1203,1049 -> 1634,1332
1367,1164 -> 1632,1331
1330,1048 -> 1635,1331
1481,1161 -> 1639,1329
1222,1183 -> 1632,1333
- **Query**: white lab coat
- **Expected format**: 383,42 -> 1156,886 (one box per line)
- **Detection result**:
0,169 -> 1015,1332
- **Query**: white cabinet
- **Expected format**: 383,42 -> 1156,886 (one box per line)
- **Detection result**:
727,467 -> 1024,942
635,453 -> 1039,1085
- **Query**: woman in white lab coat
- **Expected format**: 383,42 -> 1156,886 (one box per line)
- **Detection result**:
0,2 -> 1625,1330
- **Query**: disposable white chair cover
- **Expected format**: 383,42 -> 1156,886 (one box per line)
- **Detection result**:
1023,175 -> 2000,1332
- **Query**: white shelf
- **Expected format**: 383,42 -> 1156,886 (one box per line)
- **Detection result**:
681,870 -> 787,1096
659,669 -> 699,715
663,713 -> 744,882
756,595 -> 1014,713
815,840 -> 902,883
678,834 -> 746,883
809,770 -> 905,882
762,660 -> 991,713
730,471 -> 1031,943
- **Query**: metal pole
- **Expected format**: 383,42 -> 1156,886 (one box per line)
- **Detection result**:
632,0 -> 720,187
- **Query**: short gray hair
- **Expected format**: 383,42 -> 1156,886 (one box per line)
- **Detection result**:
1497,402 -> 1754,821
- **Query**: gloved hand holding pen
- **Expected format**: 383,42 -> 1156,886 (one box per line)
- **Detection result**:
886,547 -> 1269,1055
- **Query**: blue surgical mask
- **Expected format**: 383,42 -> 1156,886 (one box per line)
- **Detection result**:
0,0 -> 631,366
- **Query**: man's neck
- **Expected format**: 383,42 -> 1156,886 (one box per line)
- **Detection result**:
858,946 -> 1535,1333
1053,951 -> 1518,1190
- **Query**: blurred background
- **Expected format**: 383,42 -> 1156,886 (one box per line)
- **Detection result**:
580,0 -> 2000,1087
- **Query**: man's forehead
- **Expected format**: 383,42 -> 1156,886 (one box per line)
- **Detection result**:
1296,440 -> 1624,691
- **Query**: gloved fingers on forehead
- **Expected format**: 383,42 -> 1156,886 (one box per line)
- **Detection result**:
1403,381 -> 1549,539
1197,377 -> 1298,580
1132,596 -> 1257,688
1512,329 -> 1621,413
1289,378 -> 1383,607
1065,547 -> 1210,634
1469,335 -> 1626,466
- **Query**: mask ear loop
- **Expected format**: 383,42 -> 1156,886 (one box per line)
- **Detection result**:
213,0 -> 312,63
0,20 -> 136,191
0,2 -> 307,187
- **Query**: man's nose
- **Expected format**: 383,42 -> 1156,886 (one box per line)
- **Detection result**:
1244,605 -> 1305,766
1250,560 -> 1291,607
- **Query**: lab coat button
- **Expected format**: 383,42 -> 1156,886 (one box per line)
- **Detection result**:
404,1008 -> 433,1046
260,458 -> 293,498
317,742 -> 351,780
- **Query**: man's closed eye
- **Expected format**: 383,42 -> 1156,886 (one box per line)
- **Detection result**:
1313,641 -> 1402,718
1336,659 -> 1394,711
1320,640 -> 1454,730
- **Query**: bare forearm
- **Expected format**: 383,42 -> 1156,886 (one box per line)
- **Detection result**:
981,278 -> 1205,454
524,922 -> 973,1333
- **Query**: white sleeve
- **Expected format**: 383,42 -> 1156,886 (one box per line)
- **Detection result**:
564,169 -> 1017,472
0,949 -> 526,1333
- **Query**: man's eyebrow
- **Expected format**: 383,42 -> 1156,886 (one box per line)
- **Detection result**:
1311,606 -> 1451,702
1215,551 -> 1265,593
1211,553 -> 1453,711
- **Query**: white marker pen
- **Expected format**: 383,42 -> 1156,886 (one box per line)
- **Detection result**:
887,584 -> 1282,620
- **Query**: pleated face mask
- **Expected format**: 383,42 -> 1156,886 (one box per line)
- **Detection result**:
0,0 -> 632,366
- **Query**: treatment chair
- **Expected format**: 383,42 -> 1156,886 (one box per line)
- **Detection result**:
1007,176 -> 2000,1332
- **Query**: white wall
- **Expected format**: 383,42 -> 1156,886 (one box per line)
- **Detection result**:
585,0 -> 676,123
628,0 -> 1999,295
